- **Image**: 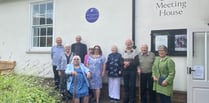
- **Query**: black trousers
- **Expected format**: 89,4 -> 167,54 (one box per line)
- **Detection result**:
59,70 -> 67,91
159,93 -> 172,103
123,70 -> 137,103
53,65 -> 59,89
59,70 -> 72,101
140,72 -> 156,103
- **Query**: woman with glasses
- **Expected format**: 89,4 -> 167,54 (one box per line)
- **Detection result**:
65,55 -> 91,103
152,45 -> 175,103
87,45 -> 106,103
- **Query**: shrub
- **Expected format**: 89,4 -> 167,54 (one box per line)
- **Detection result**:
0,74 -> 60,103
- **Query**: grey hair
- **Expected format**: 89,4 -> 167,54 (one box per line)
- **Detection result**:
158,45 -> 168,52
141,44 -> 148,49
125,39 -> 133,47
64,43 -> 71,48
111,45 -> 118,51
71,55 -> 81,64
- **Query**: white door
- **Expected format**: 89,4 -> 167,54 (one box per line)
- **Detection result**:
187,29 -> 209,103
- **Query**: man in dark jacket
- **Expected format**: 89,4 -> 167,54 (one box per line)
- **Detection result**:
71,35 -> 87,63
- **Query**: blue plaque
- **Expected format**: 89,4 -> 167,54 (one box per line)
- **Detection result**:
86,8 -> 99,23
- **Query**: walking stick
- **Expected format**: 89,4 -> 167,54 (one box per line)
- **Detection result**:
73,75 -> 77,103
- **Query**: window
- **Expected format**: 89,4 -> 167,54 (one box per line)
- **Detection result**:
31,1 -> 53,48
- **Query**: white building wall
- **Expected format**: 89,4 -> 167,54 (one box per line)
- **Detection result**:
54,0 -> 132,54
0,0 -> 209,91
135,0 -> 209,91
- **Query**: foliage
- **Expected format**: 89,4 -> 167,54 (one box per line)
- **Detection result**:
0,74 -> 60,103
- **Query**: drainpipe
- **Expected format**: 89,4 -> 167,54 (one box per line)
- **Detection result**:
132,0 -> 136,49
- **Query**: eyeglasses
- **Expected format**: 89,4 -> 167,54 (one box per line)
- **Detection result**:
73,58 -> 79,60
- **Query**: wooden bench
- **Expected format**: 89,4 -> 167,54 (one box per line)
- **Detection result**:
0,60 -> 16,75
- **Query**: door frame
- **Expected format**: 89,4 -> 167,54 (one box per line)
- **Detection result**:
187,28 -> 209,103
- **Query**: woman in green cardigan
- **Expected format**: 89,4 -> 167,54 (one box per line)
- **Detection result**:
152,45 -> 175,103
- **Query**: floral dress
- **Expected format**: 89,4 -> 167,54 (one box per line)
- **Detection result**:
88,55 -> 106,89
69,68 -> 88,98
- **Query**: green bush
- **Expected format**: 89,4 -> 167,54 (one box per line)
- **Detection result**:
0,74 -> 60,103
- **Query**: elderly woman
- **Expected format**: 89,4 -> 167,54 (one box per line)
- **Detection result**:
106,45 -> 123,102
87,45 -> 106,103
152,45 -> 175,103
57,43 -> 75,101
65,55 -> 91,103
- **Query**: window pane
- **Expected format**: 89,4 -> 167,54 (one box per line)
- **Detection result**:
40,4 -> 46,15
33,17 -> 40,25
193,33 -> 205,80
41,28 -> 46,36
33,37 -> 39,47
46,14 -> 53,24
47,27 -> 52,36
33,27 -> 40,36
40,15 -> 46,25
47,37 -> 52,47
40,37 -> 46,47
33,4 -> 39,16
47,2 -> 53,13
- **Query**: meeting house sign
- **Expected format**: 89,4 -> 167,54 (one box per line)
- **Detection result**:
156,0 -> 187,16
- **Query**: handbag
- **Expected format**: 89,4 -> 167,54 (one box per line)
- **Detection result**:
158,75 -> 166,85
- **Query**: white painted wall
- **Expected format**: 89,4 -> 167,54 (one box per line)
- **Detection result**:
135,0 -> 209,91
0,0 -> 209,91
54,0 -> 132,55
0,0 -> 53,77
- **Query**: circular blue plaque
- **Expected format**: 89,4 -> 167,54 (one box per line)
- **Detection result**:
86,8 -> 99,23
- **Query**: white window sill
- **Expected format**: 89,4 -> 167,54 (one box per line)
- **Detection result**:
26,48 -> 51,54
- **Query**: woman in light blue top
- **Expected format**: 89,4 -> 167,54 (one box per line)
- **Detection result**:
65,55 -> 91,103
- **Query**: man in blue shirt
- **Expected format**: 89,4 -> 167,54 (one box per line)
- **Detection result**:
51,37 -> 64,90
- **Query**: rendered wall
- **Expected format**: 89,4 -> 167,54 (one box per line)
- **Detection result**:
0,0 -> 209,91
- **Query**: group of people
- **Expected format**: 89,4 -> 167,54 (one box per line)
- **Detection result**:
51,35 -> 176,103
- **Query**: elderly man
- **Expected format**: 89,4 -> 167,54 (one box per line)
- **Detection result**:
71,35 -> 87,63
122,39 -> 139,103
138,44 -> 156,103
51,37 -> 64,90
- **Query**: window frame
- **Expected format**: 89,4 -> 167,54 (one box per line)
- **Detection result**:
28,0 -> 54,53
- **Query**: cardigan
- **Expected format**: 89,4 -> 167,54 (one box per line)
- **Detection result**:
152,56 -> 175,96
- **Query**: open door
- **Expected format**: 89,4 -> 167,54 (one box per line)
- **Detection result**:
187,29 -> 209,103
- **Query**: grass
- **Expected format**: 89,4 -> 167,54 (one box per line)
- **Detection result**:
0,74 -> 60,103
